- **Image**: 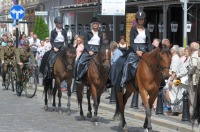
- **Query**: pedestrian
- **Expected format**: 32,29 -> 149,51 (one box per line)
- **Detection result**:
110,10 -> 152,89
75,17 -> 103,84
19,35 -> 26,47
110,41 -> 123,65
36,40 -> 46,68
164,45 -> 182,115
102,32 -> 109,46
44,37 -> 51,52
188,42 -> 200,114
152,38 -> 160,49
73,36 -> 84,60
29,34 -> 40,58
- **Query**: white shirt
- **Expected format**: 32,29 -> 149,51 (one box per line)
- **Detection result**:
29,38 -> 40,52
169,54 -> 182,75
37,46 -> 46,59
88,34 -> 100,45
134,30 -> 146,43
54,28 -> 64,43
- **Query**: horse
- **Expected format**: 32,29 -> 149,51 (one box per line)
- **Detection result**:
76,45 -> 111,125
43,46 -> 76,115
114,43 -> 172,132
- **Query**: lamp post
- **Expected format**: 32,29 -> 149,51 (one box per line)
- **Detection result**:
119,21 -> 125,36
101,22 -> 107,33
171,21 -> 178,44
187,21 -> 192,44
158,22 -> 163,40
147,22 -> 154,40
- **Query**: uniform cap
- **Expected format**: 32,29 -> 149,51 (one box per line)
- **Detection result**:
23,39 -> 30,45
136,11 -> 146,19
7,38 -> 13,43
54,16 -> 63,23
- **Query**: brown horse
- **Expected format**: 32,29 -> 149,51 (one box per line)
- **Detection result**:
76,45 -> 111,125
114,43 -> 172,132
43,46 -> 76,115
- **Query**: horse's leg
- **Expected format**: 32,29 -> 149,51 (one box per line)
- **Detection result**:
44,79 -> 48,111
140,88 -> 152,132
52,79 -> 57,111
56,78 -> 62,114
67,80 -> 72,116
77,84 -> 85,120
91,84 -> 99,125
116,89 -> 128,131
112,87 -> 120,121
87,88 -> 92,118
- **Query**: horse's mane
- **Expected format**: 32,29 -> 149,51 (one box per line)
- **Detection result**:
58,46 -> 76,58
147,44 -> 171,58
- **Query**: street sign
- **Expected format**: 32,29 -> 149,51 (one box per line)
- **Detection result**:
10,5 -> 25,20
35,11 -> 48,16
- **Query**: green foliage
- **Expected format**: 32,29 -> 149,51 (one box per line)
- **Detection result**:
33,16 -> 49,40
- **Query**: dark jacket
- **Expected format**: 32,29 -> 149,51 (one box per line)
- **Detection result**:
50,28 -> 68,49
130,26 -> 152,52
84,30 -> 103,52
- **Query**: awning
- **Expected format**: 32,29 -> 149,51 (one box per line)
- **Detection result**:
53,2 -> 98,12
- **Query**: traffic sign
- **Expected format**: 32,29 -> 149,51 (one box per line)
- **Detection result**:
35,11 -> 48,16
10,5 -> 25,20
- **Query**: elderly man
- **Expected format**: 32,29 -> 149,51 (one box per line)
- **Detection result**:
188,42 -> 200,114
164,45 -> 182,114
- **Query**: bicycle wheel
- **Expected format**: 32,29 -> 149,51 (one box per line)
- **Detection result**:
24,68 -> 37,98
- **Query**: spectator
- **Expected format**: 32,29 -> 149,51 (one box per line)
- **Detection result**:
188,42 -> 200,114
29,34 -> 40,57
44,37 -> 51,52
73,34 -> 79,47
178,47 -> 186,64
102,32 -> 109,46
36,40 -> 46,67
73,36 -> 84,60
118,38 -> 128,55
162,38 -> 171,47
152,38 -> 160,49
1,35 -> 8,46
163,45 -> 182,115
19,35 -> 26,47
110,41 -> 123,65
29,32 -> 34,39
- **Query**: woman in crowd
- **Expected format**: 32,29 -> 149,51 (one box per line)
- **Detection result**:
178,47 -> 186,64
73,36 -> 84,61
44,37 -> 51,52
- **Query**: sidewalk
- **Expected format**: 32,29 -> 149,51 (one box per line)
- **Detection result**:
36,84 -> 199,132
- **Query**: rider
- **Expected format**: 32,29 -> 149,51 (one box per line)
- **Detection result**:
1,38 -> 16,86
75,17 -> 103,84
110,11 -> 152,89
39,16 -> 68,79
15,39 -> 36,86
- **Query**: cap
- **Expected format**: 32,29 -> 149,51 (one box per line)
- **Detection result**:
136,11 -> 146,19
23,39 -> 30,45
7,38 -> 13,43
54,16 -> 63,24
91,17 -> 100,23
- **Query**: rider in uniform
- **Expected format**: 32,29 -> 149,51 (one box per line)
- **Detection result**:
40,16 -> 68,79
75,17 -> 103,84
15,39 -> 36,86
110,11 -> 152,89
1,38 -> 16,86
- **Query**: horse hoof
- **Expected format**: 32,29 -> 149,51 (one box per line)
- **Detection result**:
94,122 -> 99,126
87,112 -> 92,118
112,115 -> 120,121
144,128 -> 148,132
52,107 -> 56,111
44,105 -> 48,111
123,124 -> 128,132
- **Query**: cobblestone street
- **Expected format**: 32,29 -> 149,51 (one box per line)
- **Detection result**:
0,82 -> 198,132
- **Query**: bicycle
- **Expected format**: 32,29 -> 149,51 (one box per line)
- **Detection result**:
4,62 -> 15,92
16,64 -> 37,98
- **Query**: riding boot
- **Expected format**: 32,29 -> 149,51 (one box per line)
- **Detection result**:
2,72 -> 5,86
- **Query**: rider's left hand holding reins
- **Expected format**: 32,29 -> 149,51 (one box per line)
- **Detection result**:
136,50 -> 143,57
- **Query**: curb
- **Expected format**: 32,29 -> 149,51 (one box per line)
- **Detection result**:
30,86 -> 200,132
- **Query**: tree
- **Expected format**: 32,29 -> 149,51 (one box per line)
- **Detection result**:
33,16 -> 49,40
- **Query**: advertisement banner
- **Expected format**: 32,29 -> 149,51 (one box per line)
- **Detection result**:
102,0 -> 125,16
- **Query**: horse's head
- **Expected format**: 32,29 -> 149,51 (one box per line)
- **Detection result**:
158,43 -> 172,79
66,46 -> 76,65
98,45 -> 111,71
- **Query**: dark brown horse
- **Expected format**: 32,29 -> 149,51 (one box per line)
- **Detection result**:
76,45 -> 111,125
114,43 -> 172,132
43,46 -> 76,115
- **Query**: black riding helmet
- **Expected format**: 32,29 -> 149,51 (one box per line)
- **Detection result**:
54,16 -> 63,24
135,11 -> 146,19
90,17 -> 101,23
